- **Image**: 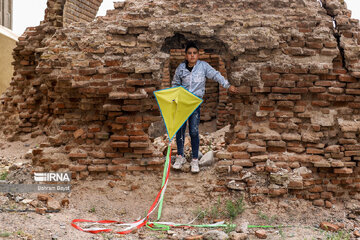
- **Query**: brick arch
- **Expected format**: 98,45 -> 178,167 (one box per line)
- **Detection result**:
63,0 -> 103,26
159,33 -> 234,130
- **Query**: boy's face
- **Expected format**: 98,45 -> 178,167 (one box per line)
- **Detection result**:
185,47 -> 199,66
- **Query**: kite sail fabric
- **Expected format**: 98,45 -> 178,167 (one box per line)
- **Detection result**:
154,86 -> 203,141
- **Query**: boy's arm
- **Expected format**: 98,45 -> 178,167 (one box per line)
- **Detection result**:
204,62 -> 231,89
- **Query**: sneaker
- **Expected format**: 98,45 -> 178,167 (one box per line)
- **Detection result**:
190,159 -> 200,173
173,155 -> 186,169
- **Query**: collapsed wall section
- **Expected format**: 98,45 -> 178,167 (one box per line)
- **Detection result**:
1,0 -> 360,205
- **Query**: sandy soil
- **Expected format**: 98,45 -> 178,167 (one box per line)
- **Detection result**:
0,130 -> 360,240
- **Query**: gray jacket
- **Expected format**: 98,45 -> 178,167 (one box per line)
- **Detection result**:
172,60 -> 231,98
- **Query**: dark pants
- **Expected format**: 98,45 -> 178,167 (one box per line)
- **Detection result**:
176,106 -> 200,159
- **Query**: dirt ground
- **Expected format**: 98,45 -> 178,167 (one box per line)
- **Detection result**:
0,128 -> 360,240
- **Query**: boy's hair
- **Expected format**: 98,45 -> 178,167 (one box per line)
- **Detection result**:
185,41 -> 199,53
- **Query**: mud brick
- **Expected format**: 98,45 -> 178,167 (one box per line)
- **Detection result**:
88,165 -> 107,172
339,75 -> 356,82
253,87 -> 271,93
349,103 -> 360,108
61,125 -> 77,131
130,136 -> 148,142
69,165 -> 87,171
313,199 -> 325,206
86,125 -> 100,133
288,180 -> 303,189
335,95 -> 354,101
130,142 -> 149,148
320,222 -> 340,232
345,151 -> 360,156
238,86 -> 251,94
306,148 -> 324,154
92,159 -> 111,165
228,144 -> 248,152
128,130 -> 146,136
69,153 -> 88,158
111,124 -> 124,130
109,92 -> 128,99
249,187 -> 269,194
73,128 -> 85,139
290,87 -> 308,94
347,83 -> 360,88
247,145 -> 266,153
110,135 -> 129,141
122,105 -> 141,111
111,142 -> 129,148
334,168 -> 353,174
321,191 -> 333,199
105,60 -> 122,66
95,132 -> 109,139
269,94 -> 301,100
77,159 -> 92,164
107,165 -> 127,171
112,158 -> 131,164
217,160 -> 234,166
328,87 -> 343,94
274,111 -> 294,118
216,151 -> 232,159
272,87 -> 290,93
231,165 -> 243,172
306,42 -> 323,49
103,104 -> 122,111
346,89 -> 360,95
314,161 -> 331,167
309,186 -> 323,193
268,188 -> 287,197
261,73 -> 280,81
233,159 -> 253,167
325,145 -> 340,153
282,133 -> 301,141
293,106 -> 306,112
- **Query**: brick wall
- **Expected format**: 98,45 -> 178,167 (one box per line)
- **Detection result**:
1,0 -> 360,205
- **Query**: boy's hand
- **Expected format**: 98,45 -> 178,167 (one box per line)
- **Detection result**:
228,85 -> 240,94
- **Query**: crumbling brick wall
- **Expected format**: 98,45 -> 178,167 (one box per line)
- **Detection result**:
1,0 -> 360,206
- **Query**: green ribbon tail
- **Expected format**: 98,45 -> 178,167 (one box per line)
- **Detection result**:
157,143 -> 171,221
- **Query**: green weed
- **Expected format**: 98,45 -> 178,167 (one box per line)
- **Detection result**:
193,196 -> 245,222
225,198 -> 245,220
0,232 -> 10,237
325,230 -> 351,240
0,171 -> 8,180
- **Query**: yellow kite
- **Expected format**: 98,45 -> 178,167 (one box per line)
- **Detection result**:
154,86 -> 203,141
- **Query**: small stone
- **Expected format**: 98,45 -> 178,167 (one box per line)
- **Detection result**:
15,196 -> 24,203
320,222 -> 340,232
236,221 -> 249,234
21,198 -> 33,204
229,232 -> 248,240
354,230 -> 360,237
108,181 -> 116,188
37,194 -> 49,202
35,207 -> 46,214
199,150 -> 214,166
47,198 -> 61,211
255,229 -> 267,239
61,198 -> 69,207
203,230 -> 228,240
185,235 -> 203,240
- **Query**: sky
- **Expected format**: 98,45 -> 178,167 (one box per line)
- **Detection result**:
11,0 -> 360,37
